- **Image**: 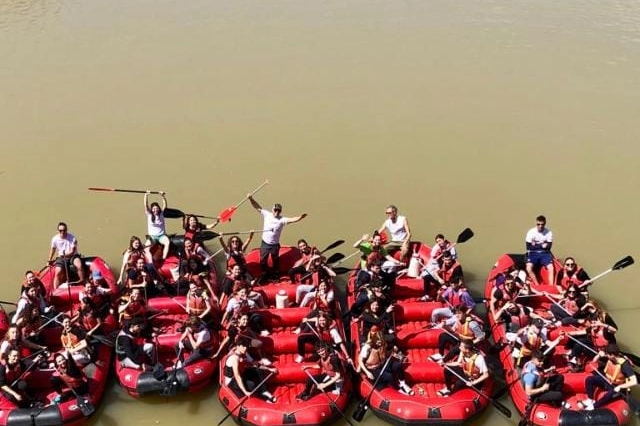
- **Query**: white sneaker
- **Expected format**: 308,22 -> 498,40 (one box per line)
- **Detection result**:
562,401 -> 572,410
292,328 -> 301,335
429,354 -> 443,362
419,295 -> 431,302
260,330 -> 270,337
398,382 -> 414,395
294,355 -> 304,363
331,389 -> 340,396
578,398 -> 595,411
259,357 -> 272,366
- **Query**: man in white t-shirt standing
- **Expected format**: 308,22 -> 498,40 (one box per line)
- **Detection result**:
248,195 -> 307,283
47,222 -> 85,289
377,205 -> 411,261
525,215 -> 554,287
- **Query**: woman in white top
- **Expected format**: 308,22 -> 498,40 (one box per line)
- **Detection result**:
144,191 -> 171,260
378,205 -> 411,260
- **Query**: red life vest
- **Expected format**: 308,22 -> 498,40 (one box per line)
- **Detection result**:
559,267 -> 585,290
61,331 -> 81,350
82,315 -> 100,332
441,261 -> 461,284
3,363 -> 24,385
462,353 -> 480,379
509,306 -> 530,330
446,290 -> 463,308
188,294 -> 208,315
590,325 -> 609,348
57,368 -> 86,389
320,354 -> 341,378
562,298 -> 580,315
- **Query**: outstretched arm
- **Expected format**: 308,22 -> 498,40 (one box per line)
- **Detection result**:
242,231 -> 254,252
144,192 -> 151,213
160,192 -> 167,211
287,213 -> 307,224
248,195 -> 262,212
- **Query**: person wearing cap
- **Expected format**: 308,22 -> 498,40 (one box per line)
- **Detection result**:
248,196 -> 307,283
578,343 -> 637,411
525,215 -> 554,287
377,205 -> 412,261
47,221 -> 85,289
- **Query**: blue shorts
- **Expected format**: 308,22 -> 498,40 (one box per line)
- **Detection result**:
526,251 -> 552,266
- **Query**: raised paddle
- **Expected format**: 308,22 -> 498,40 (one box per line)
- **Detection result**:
320,239 -> 345,253
579,255 -> 634,289
325,252 -> 345,265
193,230 -> 220,243
441,364 -> 512,418
352,354 -> 393,422
0,300 -> 17,306
217,371 -> 275,426
88,187 -> 164,194
433,228 -> 475,261
218,180 -> 269,223
303,368 -> 355,426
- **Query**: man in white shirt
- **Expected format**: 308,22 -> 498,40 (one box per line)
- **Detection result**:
525,215 -> 554,286
47,222 -> 85,289
248,196 -> 307,283
377,205 -> 411,260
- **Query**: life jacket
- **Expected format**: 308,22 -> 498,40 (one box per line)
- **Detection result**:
462,353 -> 480,379
313,291 -> 334,313
127,250 -> 146,268
520,360 -> 543,388
559,267 -> 585,290
445,290 -> 463,308
441,261 -> 461,284
115,329 -> 145,357
188,293 -> 209,315
3,363 -> 24,386
56,367 -> 85,389
84,291 -> 105,309
604,358 -> 626,385
320,354 -> 342,378
227,251 -> 247,271
61,330 -> 82,350
317,327 -> 333,345
457,318 -> 476,340
590,325 -> 609,349
81,315 -> 100,332
122,300 -> 146,320
509,306 -> 530,330
518,329 -> 542,357
562,298 -> 580,315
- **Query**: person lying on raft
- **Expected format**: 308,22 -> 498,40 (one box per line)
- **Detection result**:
358,328 -> 413,395
224,337 -> 278,403
50,350 -> 89,404
436,340 -> 489,397
296,342 -> 345,400
578,343 -> 638,411
294,311 -> 352,366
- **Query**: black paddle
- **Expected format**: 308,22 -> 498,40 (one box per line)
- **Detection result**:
194,230 -> 220,243
0,300 -> 17,306
164,207 -> 218,220
217,371 -> 275,426
579,255 -> 635,288
442,364 -> 511,418
70,387 -> 96,417
325,252 -> 345,265
161,347 -> 183,397
303,368 -> 355,426
320,240 -> 345,253
89,187 -> 163,194
433,228 -> 475,261
352,354 -> 394,422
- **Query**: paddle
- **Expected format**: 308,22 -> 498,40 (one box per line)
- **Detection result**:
217,371 -> 275,426
442,364 -> 512,418
352,354 -> 394,422
194,230 -> 219,243
325,253 -> 345,265
222,229 -> 272,236
433,228 -> 475,262
88,187 -> 164,195
579,255 -> 634,289
0,300 -> 17,306
218,180 -> 269,223
332,251 -> 360,267
161,347 -> 183,397
69,387 -> 96,417
320,240 -> 345,253
303,368 -> 355,426
163,207 -> 218,220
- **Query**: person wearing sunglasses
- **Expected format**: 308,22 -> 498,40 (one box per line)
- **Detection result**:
377,205 -> 412,262
525,215 -> 554,287
47,222 -> 85,289
555,257 -> 590,293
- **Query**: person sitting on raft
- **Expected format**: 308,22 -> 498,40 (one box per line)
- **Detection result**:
296,342 -> 345,400
176,315 -> 213,368
358,328 -> 413,395
50,351 -> 89,404
555,257 -> 590,292
224,337 -> 278,403
220,286 -> 267,336
115,317 -> 156,372
436,340 -> 489,397
511,318 -> 564,368
421,250 -> 464,300
218,232 -> 254,278
294,311 -> 352,366
213,313 -> 271,365
578,343 -> 638,411
354,232 -> 404,273
377,204 -> 412,262
521,350 -> 567,409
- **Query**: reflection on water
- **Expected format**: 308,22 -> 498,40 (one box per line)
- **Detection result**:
1,0 -> 640,425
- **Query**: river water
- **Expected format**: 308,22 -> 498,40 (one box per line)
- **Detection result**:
1,0 -> 639,425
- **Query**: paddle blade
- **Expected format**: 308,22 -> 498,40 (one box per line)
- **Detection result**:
613,256 -> 634,270
164,208 -> 185,219
456,228 -> 474,244
77,397 -> 96,416
492,400 -> 512,418
627,395 -> 640,418
218,206 -> 237,223
352,401 -> 368,422
332,267 -> 353,275
194,230 -> 219,242
322,239 -> 345,253
326,253 -> 345,264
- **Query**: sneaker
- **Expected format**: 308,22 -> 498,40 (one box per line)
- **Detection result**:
562,401 -> 572,410
331,389 -> 340,396
419,295 -> 431,302
294,355 -> 304,363
260,330 -> 270,337
429,354 -> 443,362
262,391 -> 276,403
292,328 -> 301,335
578,398 -> 594,411
398,382 -> 415,396
436,387 -> 451,397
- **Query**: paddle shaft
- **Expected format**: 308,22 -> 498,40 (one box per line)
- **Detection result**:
88,187 -> 163,194
217,371 -> 274,426
442,364 -> 511,418
353,354 -> 393,421
579,256 -> 633,288
303,369 -> 355,426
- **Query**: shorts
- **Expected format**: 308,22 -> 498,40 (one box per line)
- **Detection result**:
147,234 -> 167,244
526,251 -> 552,267
55,254 -> 81,268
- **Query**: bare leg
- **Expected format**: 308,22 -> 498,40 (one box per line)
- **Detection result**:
73,257 -> 85,283
547,264 -> 555,287
53,266 -> 62,289
159,236 -> 171,260
526,262 -> 540,286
